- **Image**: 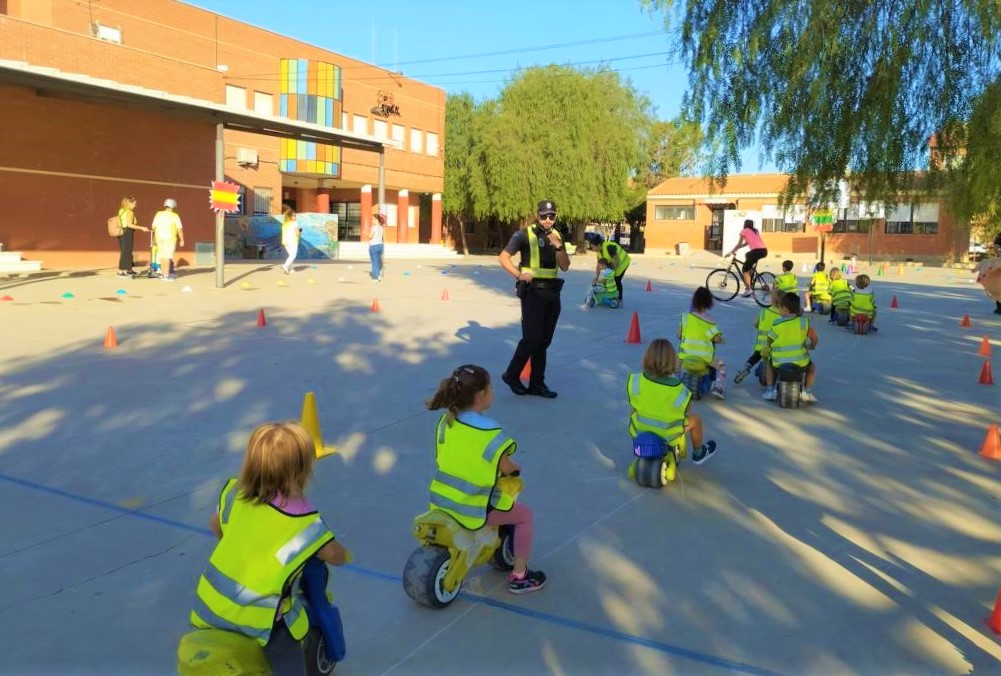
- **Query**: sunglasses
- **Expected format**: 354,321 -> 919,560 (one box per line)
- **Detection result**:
539,214 -> 556,221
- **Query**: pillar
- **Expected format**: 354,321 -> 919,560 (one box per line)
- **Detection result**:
316,190 -> 331,215
397,189 -> 409,243
431,193 -> 442,245
360,184 -> 372,240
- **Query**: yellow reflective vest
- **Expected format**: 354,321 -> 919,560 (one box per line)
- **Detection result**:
850,288 -> 876,317
830,279 -> 852,309
429,414 -> 516,530
678,312 -> 721,367
809,272 -> 831,301
524,227 -> 560,279
600,241 -> 631,276
767,315 -> 811,367
594,270 -> 617,295
775,272 -> 799,294
626,372 -> 691,446
191,479 -> 334,645
754,306 -> 783,352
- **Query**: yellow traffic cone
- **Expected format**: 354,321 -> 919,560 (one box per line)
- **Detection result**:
300,392 -> 335,458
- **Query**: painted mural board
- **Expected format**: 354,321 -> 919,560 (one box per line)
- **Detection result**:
722,209 -> 762,256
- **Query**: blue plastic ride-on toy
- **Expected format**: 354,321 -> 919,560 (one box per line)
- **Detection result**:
630,431 -> 687,488
586,285 -> 620,309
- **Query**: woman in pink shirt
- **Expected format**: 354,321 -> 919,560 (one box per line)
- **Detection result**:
728,219 -> 768,298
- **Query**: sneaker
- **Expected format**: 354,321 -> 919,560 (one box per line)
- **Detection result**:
740,290 -> 754,298
800,389 -> 818,404
804,305 -> 812,313
691,444 -> 708,465
116,271 -> 130,278
711,385 -> 726,400
763,388 -> 777,401
162,275 -> 177,282
733,365 -> 751,384
372,278 -> 380,283
501,371 -> 530,396
509,569 -> 546,595
282,267 -> 290,275
527,384 -> 558,399
869,326 -> 878,333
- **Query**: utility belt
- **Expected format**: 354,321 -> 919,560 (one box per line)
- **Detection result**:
515,276 -> 564,298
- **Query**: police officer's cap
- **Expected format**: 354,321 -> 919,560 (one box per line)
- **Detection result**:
537,200 -> 557,215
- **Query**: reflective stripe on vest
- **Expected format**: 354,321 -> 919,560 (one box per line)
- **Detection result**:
768,316 -> 810,366
526,228 -> 559,279
626,373 -> 690,445
595,272 -> 617,295
755,307 -> 782,351
190,479 -> 333,645
830,280 -> 852,308
850,290 -> 875,316
600,241 -> 631,276
678,313 -> 720,365
810,272 -> 830,299
775,272 -> 798,293
429,415 -> 516,529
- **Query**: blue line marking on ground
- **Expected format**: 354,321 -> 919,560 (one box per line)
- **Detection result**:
0,471 -> 784,675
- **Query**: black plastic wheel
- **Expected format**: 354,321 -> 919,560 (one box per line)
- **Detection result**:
635,457 -> 668,488
753,272 -> 776,307
778,380 -> 802,408
706,268 -> 740,302
490,526 -> 515,571
402,546 -> 460,608
304,628 -> 336,675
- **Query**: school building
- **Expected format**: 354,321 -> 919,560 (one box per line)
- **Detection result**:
645,174 -> 969,264
0,0 -> 446,270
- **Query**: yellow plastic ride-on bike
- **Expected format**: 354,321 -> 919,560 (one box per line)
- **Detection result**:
403,474 -> 522,608
630,432 -> 688,489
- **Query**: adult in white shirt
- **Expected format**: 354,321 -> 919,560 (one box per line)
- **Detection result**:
369,213 -> 385,282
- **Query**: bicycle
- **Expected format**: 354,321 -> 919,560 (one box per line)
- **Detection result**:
705,255 -> 776,307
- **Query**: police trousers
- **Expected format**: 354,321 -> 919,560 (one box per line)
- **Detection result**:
505,284 -> 561,388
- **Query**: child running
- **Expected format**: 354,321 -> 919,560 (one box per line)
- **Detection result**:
280,205 -> 300,275
426,365 -> 546,594
733,286 -> 783,384
627,338 -> 718,465
678,286 -> 726,399
190,422 -> 350,672
849,273 -> 878,332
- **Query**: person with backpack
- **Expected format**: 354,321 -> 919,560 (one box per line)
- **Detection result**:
113,194 -> 149,278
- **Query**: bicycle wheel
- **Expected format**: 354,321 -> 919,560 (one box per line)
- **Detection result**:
752,272 -> 776,307
706,268 -> 740,302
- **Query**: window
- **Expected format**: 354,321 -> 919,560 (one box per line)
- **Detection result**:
426,132 -> 439,156
352,114 -> 368,135
252,187 -> 272,215
760,219 -> 803,233
373,119 -> 388,139
330,202 -> 361,241
253,92 -> 273,116
833,219 -> 873,234
92,22 -> 122,44
410,128 -> 423,153
654,205 -> 695,220
225,85 -> 247,109
391,124 -> 405,145
884,203 -> 939,235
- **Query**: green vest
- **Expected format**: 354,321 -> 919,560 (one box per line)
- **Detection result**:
767,315 -> 811,367
810,272 -> 831,301
754,306 -> 783,351
679,312 -> 721,366
830,279 -> 852,308
626,372 -> 691,446
850,289 -> 876,317
191,479 -> 334,645
775,272 -> 799,293
524,228 -> 560,279
600,241 -> 631,276
595,271 -> 617,295
429,415 -> 516,530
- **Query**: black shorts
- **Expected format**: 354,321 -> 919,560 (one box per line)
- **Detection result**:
743,248 -> 767,273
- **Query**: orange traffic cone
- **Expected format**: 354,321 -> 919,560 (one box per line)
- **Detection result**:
520,358 -> 532,382
256,309 -> 267,327
441,288 -> 450,301
979,336 -> 992,357
370,298 -> 381,312
625,312 -> 642,344
979,360 -> 994,385
645,280 -> 653,292
0,295 -> 12,301
988,583 -> 1001,633
980,424 -> 1001,460
890,295 -> 899,309
960,314 -> 971,327
103,326 -> 118,349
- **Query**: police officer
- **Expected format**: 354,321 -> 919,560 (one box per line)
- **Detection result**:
498,199 -> 570,398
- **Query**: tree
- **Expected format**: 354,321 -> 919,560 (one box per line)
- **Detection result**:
442,92 -> 481,254
944,79 -> 1001,240
635,118 -> 705,189
643,0 -> 1001,207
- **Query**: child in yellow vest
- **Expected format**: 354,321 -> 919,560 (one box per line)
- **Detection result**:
627,338 -> 718,467
775,260 -> 798,294
733,286 -> 783,384
828,267 -> 852,323
189,422 -> 351,673
849,273 -> 878,332
677,286 -> 726,399
804,261 -> 831,312
763,293 -> 819,403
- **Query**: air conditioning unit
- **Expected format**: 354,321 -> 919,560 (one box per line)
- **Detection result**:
236,148 -> 259,166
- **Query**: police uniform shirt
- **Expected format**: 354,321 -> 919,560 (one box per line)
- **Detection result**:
504,225 -> 559,272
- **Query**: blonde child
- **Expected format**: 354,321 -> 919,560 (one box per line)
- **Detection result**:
627,338 -> 717,465
733,285 -> 783,384
763,293 -> 820,403
775,259 -> 798,294
280,205 -> 301,275
828,268 -> 852,323
190,422 -> 349,673
678,286 -> 726,398
849,273 -> 878,332
426,365 -> 545,594
804,261 -> 831,312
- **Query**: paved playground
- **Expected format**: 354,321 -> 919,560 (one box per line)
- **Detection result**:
1,252 -> 999,675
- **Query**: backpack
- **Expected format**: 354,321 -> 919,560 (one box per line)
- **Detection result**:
107,213 -> 124,237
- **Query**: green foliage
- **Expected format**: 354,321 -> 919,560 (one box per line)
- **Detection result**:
945,79 -> 1001,239
644,0 -> 1001,209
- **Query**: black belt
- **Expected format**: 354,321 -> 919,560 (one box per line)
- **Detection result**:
531,278 -> 562,290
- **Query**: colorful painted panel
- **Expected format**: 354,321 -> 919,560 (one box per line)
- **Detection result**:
279,58 -> 342,176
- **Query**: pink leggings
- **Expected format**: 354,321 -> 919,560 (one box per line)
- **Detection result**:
485,502 -> 534,559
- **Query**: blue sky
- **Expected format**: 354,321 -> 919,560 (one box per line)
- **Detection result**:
188,0 -> 773,173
